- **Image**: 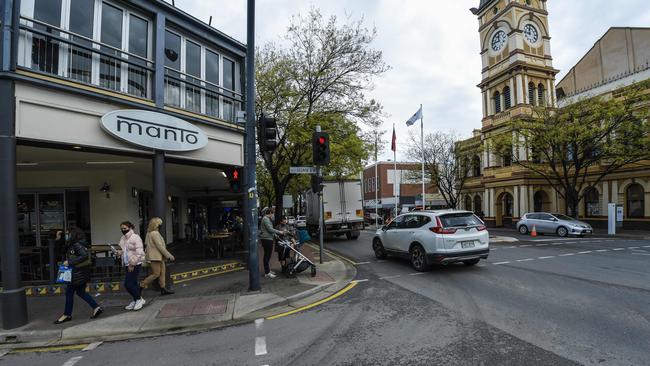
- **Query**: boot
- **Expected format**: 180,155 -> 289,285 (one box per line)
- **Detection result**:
161,287 -> 175,296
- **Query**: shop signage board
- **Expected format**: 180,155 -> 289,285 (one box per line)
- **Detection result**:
101,110 -> 208,152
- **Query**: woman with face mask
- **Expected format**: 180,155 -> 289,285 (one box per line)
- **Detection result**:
116,221 -> 146,311
141,217 -> 176,295
54,227 -> 103,324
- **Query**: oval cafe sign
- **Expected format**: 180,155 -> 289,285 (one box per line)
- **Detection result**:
101,110 -> 208,152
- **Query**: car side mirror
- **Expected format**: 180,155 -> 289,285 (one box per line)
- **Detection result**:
381,225 -> 388,231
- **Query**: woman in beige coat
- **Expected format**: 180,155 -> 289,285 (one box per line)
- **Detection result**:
141,217 -> 176,295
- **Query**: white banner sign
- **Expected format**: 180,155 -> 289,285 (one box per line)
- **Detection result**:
289,166 -> 317,174
101,109 -> 208,152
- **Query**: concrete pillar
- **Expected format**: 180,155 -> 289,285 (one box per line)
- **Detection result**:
611,180 -> 619,204
483,145 -> 489,168
645,192 -> 650,218
546,79 -> 553,106
487,88 -> 493,116
509,78 -> 516,106
489,188 -> 495,217
513,186 -> 520,218
602,181 -> 609,213
484,189 -> 490,217
520,185 -> 529,214
528,186 -> 534,212
153,151 -> 166,238
482,91 -> 487,118
524,75 -> 529,104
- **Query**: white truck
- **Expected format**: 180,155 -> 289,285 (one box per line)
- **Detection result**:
305,180 -> 364,240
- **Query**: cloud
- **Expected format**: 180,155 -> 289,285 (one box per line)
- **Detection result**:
169,0 -> 650,160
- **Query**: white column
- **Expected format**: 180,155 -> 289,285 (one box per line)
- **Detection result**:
644,192 -> 650,218
513,186 -> 520,218
509,78 -> 515,106
524,75 -> 529,104
482,91 -> 488,118
487,89 -> 493,116
484,189 -> 490,217
602,181 -> 609,213
483,145 -> 489,168
546,79 -> 553,106
611,180 -> 619,204
528,186 -> 535,212
516,75 -> 524,105
489,188 -> 495,217
520,185 -> 529,214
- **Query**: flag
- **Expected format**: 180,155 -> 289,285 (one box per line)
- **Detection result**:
391,125 -> 396,152
405,106 -> 423,126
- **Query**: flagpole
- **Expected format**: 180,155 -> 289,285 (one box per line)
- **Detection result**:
374,131 -> 378,228
420,104 -> 425,210
393,123 -> 398,218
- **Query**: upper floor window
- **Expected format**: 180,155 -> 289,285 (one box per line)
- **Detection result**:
472,155 -> 481,177
538,83 -> 545,106
20,0 -> 152,98
528,82 -> 535,105
494,91 -> 501,113
503,86 -> 511,109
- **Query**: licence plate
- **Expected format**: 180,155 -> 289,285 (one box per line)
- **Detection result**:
461,241 -> 475,248
340,225 -> 347,229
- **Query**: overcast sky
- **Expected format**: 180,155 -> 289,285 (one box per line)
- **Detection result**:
170,0 -> 650,160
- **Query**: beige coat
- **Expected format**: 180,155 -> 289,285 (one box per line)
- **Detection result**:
145,231 -> 173,262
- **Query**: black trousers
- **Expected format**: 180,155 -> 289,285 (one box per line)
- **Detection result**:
261,239 -> 274,274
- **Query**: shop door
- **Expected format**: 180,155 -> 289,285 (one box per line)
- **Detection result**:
38,193 -> 66,247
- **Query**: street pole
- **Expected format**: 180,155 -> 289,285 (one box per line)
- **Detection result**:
374,131 -> 378,228
420,104 -> 425,210
245,0 -> 260,291
316,125 -> 324,264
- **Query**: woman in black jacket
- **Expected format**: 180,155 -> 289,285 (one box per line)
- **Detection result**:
54,228 -> 103,324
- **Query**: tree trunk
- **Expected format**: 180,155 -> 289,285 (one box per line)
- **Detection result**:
566,192 -> 580,219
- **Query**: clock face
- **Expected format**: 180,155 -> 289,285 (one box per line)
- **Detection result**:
491,30 -> 507,52
523,24 -> 539,44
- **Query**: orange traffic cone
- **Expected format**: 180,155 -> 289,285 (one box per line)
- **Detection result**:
531,225 -> 537,237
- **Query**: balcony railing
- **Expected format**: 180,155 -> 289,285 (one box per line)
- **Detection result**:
164,67 -> 244,123
18,16 -> 154,100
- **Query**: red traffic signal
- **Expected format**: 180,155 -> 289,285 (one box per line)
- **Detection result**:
312,132 -> 330,166
226,167 -> 242,193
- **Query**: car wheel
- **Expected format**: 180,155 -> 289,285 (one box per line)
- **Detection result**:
372,239 -> 387,259
518,225 -> 529,235
410,244 -> 429,272
463,259 -> 480,266
557,226 -> 568,237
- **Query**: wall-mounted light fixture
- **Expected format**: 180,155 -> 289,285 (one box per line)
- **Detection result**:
100,182 -> 111,198
167,195 -> 173,202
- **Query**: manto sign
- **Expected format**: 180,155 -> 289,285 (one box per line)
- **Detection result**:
101,110 -> 208,151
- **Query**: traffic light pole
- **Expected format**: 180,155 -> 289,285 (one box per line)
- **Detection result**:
316,125 -> 324,264
245,0 -> 260,291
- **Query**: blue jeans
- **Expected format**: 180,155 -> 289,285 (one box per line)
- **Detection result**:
64,283 -> 98,316
124,265 -> 142,301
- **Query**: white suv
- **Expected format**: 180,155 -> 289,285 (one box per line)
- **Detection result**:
372,210 -> 489,271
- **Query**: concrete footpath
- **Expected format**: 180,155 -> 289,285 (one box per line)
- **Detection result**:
0,244 -> 356,350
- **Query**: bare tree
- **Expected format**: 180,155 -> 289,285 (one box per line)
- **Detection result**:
407,131 -> 477,209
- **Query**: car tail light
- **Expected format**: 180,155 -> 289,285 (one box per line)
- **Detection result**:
477,225 -> 487,231
430,217 -> 457,234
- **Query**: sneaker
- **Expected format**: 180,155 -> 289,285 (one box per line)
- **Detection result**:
269,271 -> 277,276
265,272 -> 277,279
125,301 -> 136,310
133,298 -> 146,311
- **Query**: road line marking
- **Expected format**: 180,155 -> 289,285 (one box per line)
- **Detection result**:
516,258 -> 534,262
376,260 -> 387,263
578,251 -> 592,254
565,242 -> 577,244
62,357 -> 83,366
82,342 -> 102,352
519,245 -> 532,247
356,261 -> 371,265
613,248 -> 625,251
643,245 -> 650,248
538,256 -> 555,259
379,275 -> 401,280
492,261 -> 511,265
255,318 -> 264,330
559,253 -> 575,256
409,272 -> 425,276
0,350 -> 8,358
255,336 -> 267,356
628,247 -> 640,249
267,281 -> 358,320
352,279 -> 369,283
537,244 -> 549,246
595,249 -> 609,252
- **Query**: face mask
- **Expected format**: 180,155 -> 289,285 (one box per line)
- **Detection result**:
121,229 -> 129,235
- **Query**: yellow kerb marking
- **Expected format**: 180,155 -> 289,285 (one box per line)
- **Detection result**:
11,343 -> 89,354
266,281 -> 358,320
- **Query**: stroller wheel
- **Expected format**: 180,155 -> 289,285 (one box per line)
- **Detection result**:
311,265 -> 317,277
286,268 -> 297,278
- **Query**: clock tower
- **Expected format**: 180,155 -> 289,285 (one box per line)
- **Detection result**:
471,0 -> 559,128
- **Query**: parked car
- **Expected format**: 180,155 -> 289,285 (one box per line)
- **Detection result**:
517,212 -> 593,237
287,216 -> 296,226
364,212 -> 383,225
372,210 -> 489,271
295,215 -> 307,228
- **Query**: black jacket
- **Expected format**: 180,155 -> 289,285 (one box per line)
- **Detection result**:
67,240 -> 92,285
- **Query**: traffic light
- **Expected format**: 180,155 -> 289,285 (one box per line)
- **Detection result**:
258,114 -> 277,152
311,175 -> 323,193
226,167 -> 242,193
312,132 -> 330,166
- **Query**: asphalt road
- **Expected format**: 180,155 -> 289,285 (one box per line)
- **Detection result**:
3,230 -> 649,366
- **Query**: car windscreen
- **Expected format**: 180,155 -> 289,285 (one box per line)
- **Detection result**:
439,213 -> 482,227
553,214 -> 576,221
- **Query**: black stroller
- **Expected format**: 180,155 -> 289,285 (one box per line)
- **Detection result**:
277,238 -> 317,278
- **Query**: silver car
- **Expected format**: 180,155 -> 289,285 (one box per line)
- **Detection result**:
373,210 -> 489,271
517,212 -> 593,237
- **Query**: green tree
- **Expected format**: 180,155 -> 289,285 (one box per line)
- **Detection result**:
256,8 -> 388,219
493,80 -> 650,217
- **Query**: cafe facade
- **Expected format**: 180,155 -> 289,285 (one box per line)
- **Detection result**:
0,0 -> 247,328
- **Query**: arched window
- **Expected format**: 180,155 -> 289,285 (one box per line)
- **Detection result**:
472,155 -> 481,177
494,91 -> 501,113
537,83 -> 545,106
503,86 -> 512,109
465,196 -> 472,211
626,184 -> 645,218
474,195 -> 482,215
528,82 -> 535,105
584,187 -> 600,217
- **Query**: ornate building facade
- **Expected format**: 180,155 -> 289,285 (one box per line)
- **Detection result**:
459,0 -> 650,229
